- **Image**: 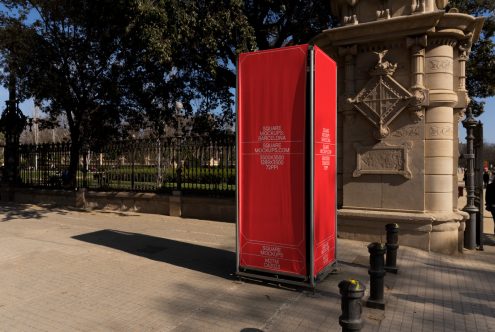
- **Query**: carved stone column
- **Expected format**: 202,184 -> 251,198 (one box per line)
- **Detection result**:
340,45 -> 358,103
424,41 -> 457,214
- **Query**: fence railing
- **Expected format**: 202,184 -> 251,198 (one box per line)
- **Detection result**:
17,137 -> 236,195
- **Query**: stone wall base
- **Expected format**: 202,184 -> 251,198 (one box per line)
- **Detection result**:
1,187 -> 470,254
338,208 -> 469,254
0,187 -> 236,223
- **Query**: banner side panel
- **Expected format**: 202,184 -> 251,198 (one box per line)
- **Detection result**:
313,46 -> 337,275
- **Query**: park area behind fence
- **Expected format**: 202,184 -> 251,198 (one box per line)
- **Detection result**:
15,136 -> 236,196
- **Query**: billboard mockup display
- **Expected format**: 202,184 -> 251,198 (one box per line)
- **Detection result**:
237,44 -> 337,287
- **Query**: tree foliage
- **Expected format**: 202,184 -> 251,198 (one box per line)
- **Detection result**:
1,0 -> 492,188
448,0 -> 495,116
0,0 -> 256,185
0,1 -> 138,185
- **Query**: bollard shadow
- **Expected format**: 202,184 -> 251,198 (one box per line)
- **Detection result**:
72,229 -> 236,279
482,233 -> 495,246
424,261 -> 495,278
393,292 -> 494,317
153,280 -> 344,331
460,291 -> 495,301
338,260 -> 368,270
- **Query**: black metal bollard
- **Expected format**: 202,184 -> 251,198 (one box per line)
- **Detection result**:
366,242 -> 386,310
338,279 -> 365,332
385,223 -> 399,274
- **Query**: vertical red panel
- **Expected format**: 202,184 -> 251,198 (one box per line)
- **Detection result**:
238,45 -> 308,277
313,46 -> 337,275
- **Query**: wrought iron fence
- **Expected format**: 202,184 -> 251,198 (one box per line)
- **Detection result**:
17,137 -> 236,195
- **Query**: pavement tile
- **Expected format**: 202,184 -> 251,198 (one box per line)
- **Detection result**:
0,203 -> 494,331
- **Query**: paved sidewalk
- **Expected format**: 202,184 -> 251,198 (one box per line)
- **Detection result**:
0,203 -> 494,331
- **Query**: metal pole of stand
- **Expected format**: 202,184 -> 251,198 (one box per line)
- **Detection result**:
385,223 -> 399,273
366,242 -> 386,310
338,279 -> 365,332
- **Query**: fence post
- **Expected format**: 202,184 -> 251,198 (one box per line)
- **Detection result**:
131,141 -> 135,191
177,136 -> 182,192
157,138 -> 162,187
82,146 -> 88,188
339,279 -> 365,332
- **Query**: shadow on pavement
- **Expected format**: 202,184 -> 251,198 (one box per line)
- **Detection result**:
0,203 -> 45,222
0,202 -> 85,222
72,229 -> 235,279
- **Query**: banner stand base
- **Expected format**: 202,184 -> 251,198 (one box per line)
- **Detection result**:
315,261 -> 339,283
237,270 -> 311,289
237,260 -> 338,289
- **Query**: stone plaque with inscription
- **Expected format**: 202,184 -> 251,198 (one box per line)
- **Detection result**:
353,142 -> 412,179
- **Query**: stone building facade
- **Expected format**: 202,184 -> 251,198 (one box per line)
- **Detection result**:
313,0 -> 484,253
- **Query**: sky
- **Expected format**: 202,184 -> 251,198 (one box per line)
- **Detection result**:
1,88 -> 494,143
458,97 -> 494,143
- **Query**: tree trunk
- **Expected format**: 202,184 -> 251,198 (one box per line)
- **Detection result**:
67,130 -> 81,189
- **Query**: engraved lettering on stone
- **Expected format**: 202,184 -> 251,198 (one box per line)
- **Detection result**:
361,150 -> 404,171
429,125 -> 452,137
354,142 -> 412,179
429,59 -> 452,71
392,127 -> 420,138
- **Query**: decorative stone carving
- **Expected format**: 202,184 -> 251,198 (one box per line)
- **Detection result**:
349,51 -> 412,140
458,37 -> 472,92
455,108 -> 466,122
410,89 -> 428,106
411,0 -> 426,14
377,0 -> 391,20
428,59 -> 453,71
331,0 -> 359,25
391,126 -> 420,138
311,0 -> 482,254
429,38 -> 457,47
411,108 -> 425,123
339,45 -> 358,107
406,35 -> 427,91
436,0 -> 449,10
406,34 -> 428,120
353,142 -> 413,179
412,0 -> 449,12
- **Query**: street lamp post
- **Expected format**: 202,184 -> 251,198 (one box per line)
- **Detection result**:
463,108 -> 479,250
0,70 -> 27,201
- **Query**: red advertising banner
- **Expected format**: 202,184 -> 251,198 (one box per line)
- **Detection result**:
238,45 -> 308,276
313,46 -> 337,276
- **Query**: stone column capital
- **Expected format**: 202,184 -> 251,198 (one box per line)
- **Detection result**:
406,35 -> 428,49
338,45 -> 358,58
428,37 -> 457,47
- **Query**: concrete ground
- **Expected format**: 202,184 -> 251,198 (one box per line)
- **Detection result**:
0,203 -> 494,331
